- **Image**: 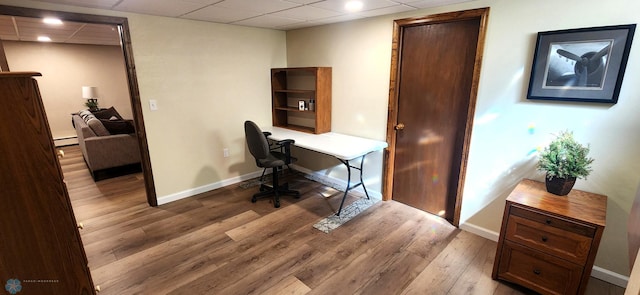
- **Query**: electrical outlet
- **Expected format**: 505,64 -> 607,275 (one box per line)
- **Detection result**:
149,99 -> 158,111
223,148 -> 229,158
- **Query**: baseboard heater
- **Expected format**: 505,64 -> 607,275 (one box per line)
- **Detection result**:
54,136 -> 78,147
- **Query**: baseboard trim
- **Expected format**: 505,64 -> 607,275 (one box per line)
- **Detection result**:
459,222 -> 499,242
290,164 -> 382,199
156,169 -> 263,205
591,266 -> 629,288
459,221 -> 629,288
156,164 -> 383,205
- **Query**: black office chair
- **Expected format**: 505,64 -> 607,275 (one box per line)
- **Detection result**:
244,121 -> 300,208
259,130 -> 297,181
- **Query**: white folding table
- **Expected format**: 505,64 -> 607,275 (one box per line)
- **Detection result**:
262,126 -> 388,215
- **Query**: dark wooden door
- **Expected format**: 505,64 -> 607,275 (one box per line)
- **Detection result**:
390,14 -> 483,222
0,72 -> 95,294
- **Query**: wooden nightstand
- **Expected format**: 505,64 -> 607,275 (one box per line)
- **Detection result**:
492,179 -> 607,295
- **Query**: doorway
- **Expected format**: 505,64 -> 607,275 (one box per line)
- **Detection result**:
0,5 -> 156,206
383,8 -> 489,225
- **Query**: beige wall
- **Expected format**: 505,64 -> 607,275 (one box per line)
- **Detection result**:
286,0 -> 640,279
128,15 -> 287,201
3,41 -> 131,143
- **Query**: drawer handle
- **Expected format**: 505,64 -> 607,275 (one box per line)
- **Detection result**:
533,269 -> 541,275
541,236 -> 548,242
545,219 -> 551,224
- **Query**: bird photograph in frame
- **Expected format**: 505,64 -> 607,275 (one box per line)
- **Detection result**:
527,24 -> 636,103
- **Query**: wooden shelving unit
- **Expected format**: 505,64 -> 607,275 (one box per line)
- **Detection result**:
271,67 -> 331,134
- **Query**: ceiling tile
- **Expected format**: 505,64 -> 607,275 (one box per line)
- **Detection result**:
67,23 -> 121,46
216,0 -> 301,14
284,0 -> 321,4
304,13 -> 363,27
114,0 -> 207,17
0,15 -> 18,41
271,5 -> 344,21
310,0 -> 400,13
15,16 -> 84,42
182,5 -> 260,23
2,0 -> 479,31
0,15 -> 121,46
356,4 -> 416,17
402,0 -> 476,9
232,14 -> 304,29
31,0 -> 122,10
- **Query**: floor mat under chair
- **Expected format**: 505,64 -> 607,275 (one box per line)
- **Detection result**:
313,198 -> 380,233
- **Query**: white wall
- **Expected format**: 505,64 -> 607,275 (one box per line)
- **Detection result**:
3,41 -> 131,144
286,0 -> 640,279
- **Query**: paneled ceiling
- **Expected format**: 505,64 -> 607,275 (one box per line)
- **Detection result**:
0,15 -> 121,46
0,0 -> 475,46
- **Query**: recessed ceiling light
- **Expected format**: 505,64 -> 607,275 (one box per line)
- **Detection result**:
345,0 -> 363,12
37,36 -> 52,42
43,18 -> 63,25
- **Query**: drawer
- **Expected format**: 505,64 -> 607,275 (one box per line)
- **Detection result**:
510,205 -> 595,237
497,241 -> 583,295
506,214 -> 593,264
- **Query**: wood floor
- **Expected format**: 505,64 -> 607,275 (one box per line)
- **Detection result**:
58,145 -> 625,294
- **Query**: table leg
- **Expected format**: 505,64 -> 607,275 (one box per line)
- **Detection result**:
336,154 -> 370,216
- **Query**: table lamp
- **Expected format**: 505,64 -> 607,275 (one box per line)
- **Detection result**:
82,86 -> 99,111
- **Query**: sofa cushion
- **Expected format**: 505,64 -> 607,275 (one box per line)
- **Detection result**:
78,109 -> 93,120
86,118 -> 110,136
100,119 -> 135,135
79,110 -> 110,136
92,107 -> 123,120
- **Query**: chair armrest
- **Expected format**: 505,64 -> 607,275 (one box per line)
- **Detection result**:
274,139 -> 296,164
262,131 -> 272,137
276,139 -> 295,146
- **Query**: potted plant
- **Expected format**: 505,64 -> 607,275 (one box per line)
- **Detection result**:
538,130 -> 594,195
85,98 -> 99,112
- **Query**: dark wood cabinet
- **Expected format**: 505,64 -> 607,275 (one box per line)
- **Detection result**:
0,72 -> 95,294
493,179 -> 606,295
271,67 -> 331,134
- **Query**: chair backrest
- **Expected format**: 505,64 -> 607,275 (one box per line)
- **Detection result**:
244,121 -> 270,161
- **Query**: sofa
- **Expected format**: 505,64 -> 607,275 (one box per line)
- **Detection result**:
72,108 -> 141,180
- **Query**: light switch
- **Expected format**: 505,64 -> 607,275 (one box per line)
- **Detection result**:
149,99 -> 158,111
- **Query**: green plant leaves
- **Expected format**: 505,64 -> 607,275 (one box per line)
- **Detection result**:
538,130 -> 594,179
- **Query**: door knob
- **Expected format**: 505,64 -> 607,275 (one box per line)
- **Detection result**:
57,150 -> 65,158
77,222 -> 84,229
394,123 -> 405,130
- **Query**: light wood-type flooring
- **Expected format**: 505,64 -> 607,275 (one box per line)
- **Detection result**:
58,145 -> 625,294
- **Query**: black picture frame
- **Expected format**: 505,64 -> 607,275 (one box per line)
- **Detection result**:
527,24 -> 636,103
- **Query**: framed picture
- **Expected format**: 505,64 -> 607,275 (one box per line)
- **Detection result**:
527,24 -> 636,103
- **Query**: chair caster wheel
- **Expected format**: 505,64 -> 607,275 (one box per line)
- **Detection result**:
251,197 -> 257,203
274,200 -> 280,208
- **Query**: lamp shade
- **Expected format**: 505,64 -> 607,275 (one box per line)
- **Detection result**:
82,86 -> 98,99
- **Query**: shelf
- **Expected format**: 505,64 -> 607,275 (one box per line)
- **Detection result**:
274,123 -> 315,133
274,106 -> 315,113
274,89 -> 315,94
271,67 -> 331,134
